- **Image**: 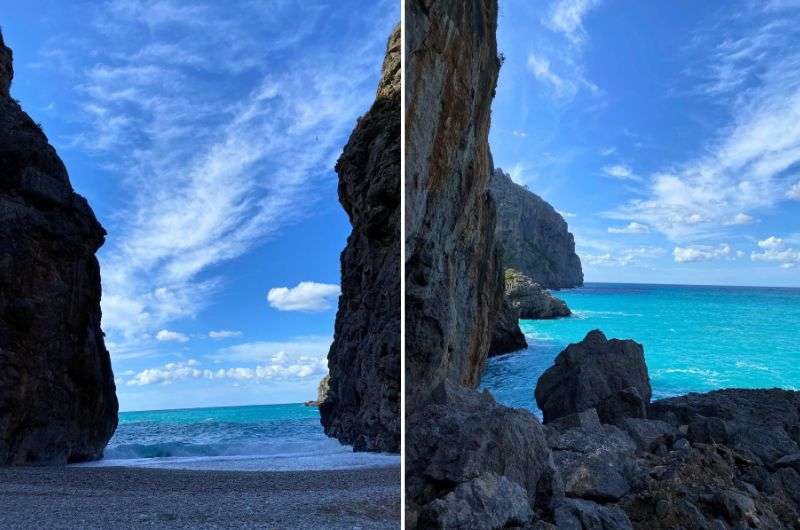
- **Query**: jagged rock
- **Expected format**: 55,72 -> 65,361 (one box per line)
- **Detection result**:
406,382 -> 555,520
552,498 -> 633,530
489,297 -> 527,356
547,408 -> 602,433
649,389 -> 800,465
303,375 -> 329,407
505,268 -> 570,319
490,168 -> 583,289
535,330 -> 651,425
0,30 -> 117,464
405,0 -> 503,400
418,472 -> 533,529
319,25 -> 400,453
774,453 -> 800,473
619,418 -> 678,453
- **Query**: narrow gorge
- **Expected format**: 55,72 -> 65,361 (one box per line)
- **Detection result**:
0,30 -> 117,464
319,25 -> 401,454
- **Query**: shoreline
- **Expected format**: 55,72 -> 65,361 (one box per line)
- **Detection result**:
0,465 -> 400,529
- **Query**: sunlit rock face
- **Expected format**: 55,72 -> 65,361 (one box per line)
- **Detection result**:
0,30 -> 118,465
319,25 -> 401,454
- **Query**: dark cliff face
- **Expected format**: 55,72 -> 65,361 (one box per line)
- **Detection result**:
405,0 -> 503,403
491,168 -> 583,289
319,25 -> 400,454
405,2 -> 556,526
0,31 -> 118,464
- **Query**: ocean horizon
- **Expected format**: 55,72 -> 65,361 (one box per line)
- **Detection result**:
482,282 -> 800,416
77,402 -> 399,472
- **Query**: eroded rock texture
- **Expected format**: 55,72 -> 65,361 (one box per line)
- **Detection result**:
535,334 -> 800,529
535,330 -> 651,425
0,31 -> 117,464
405,2 -> 555,527
490,297 -> 527,355
319,26 -> 400,453
405,0 -> 503,398
491,168 -> 583,289
505,268 -> 570,320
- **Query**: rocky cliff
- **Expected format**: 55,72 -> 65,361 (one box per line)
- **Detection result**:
491,168 -> 583,289
405,0 -> 503,403
319,25 -> 400,453
405,1 -> 555,525
0,30 -> 118,464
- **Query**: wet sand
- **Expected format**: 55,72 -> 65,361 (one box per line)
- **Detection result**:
0,465 -> 400,529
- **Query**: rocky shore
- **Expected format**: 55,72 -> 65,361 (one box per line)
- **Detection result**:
424,330 -> 800,529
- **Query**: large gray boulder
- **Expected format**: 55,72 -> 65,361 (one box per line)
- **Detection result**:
491,168 -> 583,289
320,26 -> 400,453
535,330 -> 651,425
406,382 -> 557,524
418,472 -> 533,529
505,268 -> 570,319
0,30 -> 117,464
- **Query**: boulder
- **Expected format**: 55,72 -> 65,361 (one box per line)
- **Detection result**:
489,297 -> 527,356
619,418 -> 678,453
320,25 -> 400,453
418,473 -> 532,529
405,382 -> 556,521
552,498 -> 633,530
505,269 -> 570,319
535,330 -> 651,425
0,30 -> 117,464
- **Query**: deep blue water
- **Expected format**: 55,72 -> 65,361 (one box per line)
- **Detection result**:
481,283 -> 800,416
78,403 -> 399,471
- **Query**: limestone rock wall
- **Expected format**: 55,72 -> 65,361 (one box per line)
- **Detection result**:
319,25 -> 401,453
491,168 -> 583,289
0,30 -> 117,464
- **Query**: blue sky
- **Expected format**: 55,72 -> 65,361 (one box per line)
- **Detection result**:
2,0 -> 398,411
491,0 -> 800,288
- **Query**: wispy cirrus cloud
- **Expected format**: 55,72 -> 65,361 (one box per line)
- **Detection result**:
546,0 -> 602,45
37,0 -> 395,358
610,3 -> 800,242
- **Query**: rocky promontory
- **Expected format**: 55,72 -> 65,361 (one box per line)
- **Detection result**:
319,25 -> 400,453
505,268 -> 570,320
491,168 -> 583,289
0,30 -> 118,464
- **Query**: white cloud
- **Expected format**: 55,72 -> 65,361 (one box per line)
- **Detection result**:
155,329 -> 189,342
126,343 -> 328,386
558,210 -> 577,218
608,222 -> 650,234
267,282 -> 340,312
673,244 -> 732,263
46,1 -> 395,353
512,130 -> 528,138
725,213 -> 754,225
603,164 -> 640,181
527,53 -> 575,99
208,330 -> 242,340
788,181 -> 800,199
127,359 -> 201,386
547,0 -> 602,44
581,246 -> 666,267
210,336 -> 332,363
611,7 -> 800,240
751,235 -> 800,267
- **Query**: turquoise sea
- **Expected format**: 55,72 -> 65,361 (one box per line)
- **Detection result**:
481,283 -> 800,417
78,403 -> 399,471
